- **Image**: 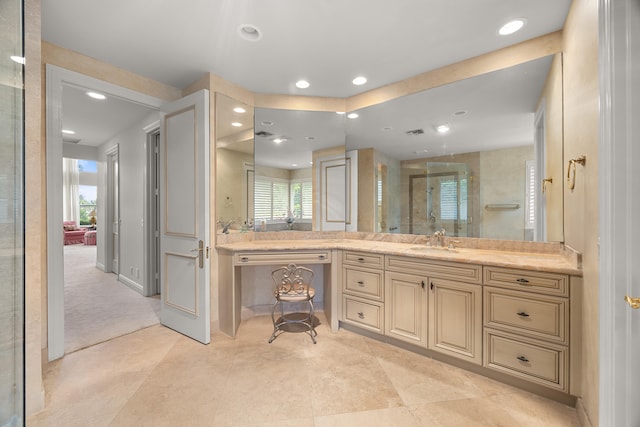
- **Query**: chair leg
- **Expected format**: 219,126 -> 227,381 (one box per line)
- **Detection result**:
268,301 -> 281,343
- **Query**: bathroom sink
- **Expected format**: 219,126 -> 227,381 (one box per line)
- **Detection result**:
410,246 -> 458,253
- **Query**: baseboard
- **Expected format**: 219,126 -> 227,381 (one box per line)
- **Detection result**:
575,398 -> 593,427
118,274 -> 143,294
96,262 -> 106,272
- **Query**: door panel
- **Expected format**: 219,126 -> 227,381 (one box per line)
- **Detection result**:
159,90 -> 210,344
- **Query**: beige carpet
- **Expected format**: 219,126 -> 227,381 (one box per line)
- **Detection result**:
64,244 -> 160,353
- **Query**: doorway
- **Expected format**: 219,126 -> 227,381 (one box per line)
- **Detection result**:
46,65 -> 165,360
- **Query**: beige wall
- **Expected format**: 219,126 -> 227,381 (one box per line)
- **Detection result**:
216,148 -> 253,227
563,0 -> 600,425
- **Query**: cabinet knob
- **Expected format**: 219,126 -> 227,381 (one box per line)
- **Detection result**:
516,311 -> 530,318
357,257 -> 365,262
516,278 -> 530,284
516,355 -> 530,363
240,256 -> 249,262
318,255 -> 326,260
357,281 -> 365,287
357,312 -> 365,319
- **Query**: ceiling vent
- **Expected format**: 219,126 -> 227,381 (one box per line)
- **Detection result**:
255,131 -> 273,137
405,128 -> 424,136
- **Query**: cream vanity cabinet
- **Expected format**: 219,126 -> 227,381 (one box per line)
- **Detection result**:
341,251 -> 385,334
385,255 -> 483,364
482,266 -> 571,392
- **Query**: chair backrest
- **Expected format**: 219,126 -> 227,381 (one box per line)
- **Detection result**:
271,264 -> 314,297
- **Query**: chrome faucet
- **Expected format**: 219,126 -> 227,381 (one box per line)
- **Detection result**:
219,220 -> 234,234
433,228 -> 446,247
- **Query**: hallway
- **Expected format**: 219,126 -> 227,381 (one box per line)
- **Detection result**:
30,314 -> 579,426
64,244 -> 160,353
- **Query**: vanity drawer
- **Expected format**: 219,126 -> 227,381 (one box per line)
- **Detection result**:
483,267 -> 568,297
234,251 -> 331,266
343,266 -> 384,301
484,287 -> 568,344
343,251 -> 384,269
385,255 -> 482,284
342,295 -> 384,333
484,329 -> 567,391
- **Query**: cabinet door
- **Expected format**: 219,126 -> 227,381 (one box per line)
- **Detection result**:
428,278 -> 482,365
385,271 -> 427,346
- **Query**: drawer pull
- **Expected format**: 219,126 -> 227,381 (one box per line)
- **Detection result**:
357,312 -> 365,319
516,278 -> 530,284
421,280 -> 425,290
516,355 -> 530,363
357,281 -> 365,287
357,257 -> 365,262
318,255 -> 326,260
240,257 -> 249,262
516,311 -> 530,318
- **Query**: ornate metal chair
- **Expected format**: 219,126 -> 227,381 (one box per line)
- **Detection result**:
268,264 -> 317,344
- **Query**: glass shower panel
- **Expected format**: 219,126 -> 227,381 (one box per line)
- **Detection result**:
0,0 -> 25,425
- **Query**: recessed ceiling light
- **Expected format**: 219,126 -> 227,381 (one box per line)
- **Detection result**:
238,24 -> 262,41
10,55 -> 25,64
336,111 -> 345,115
273,138 -> 288,144
382,126 -> 393,131
296,80 -> 310,89
233,107 -> 246,114
261,121 -> 274,126
352,76 -> 367,86
347,113 -> 359,119
291,163 -> 298,167
435,124 -> 450,134
86,91 -> 106,100
62,129 -> 75,135
453,110 -> 468,116
306,136 -> 315,140
498,19 -> 526,36
231,122 -> 242,127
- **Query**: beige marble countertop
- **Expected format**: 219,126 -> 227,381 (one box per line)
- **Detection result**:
216,232 -> 582,276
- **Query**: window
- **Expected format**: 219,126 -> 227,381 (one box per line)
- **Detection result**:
440,177 -> 467,221
290,180 -> 312,220
255,176 -> 312,221
78,160 -> 97,225
525,160 -> 535,229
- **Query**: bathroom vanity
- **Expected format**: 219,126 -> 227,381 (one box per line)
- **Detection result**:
216,232 -> 582,403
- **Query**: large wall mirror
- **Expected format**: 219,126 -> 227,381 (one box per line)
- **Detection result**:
347,54 -> 563,242
253,108 -> 347,232
245,53 -> 563,242
215,93 -> 254,233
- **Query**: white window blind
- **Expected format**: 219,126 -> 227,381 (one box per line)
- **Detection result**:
440,178 -> 467,221
255,176 -> 312,221
525,160 -> 535,229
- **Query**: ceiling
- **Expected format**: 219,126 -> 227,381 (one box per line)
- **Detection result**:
42,1 -> 572,155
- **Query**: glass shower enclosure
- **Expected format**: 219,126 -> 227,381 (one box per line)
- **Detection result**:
0,0 -> 25,425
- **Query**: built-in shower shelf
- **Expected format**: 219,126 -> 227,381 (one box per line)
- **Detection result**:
485,203 -> 520,210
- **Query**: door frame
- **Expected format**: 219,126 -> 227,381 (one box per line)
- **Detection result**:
45,65 -> 165,360
599,0 -> 639,425
104,144 -> 119,275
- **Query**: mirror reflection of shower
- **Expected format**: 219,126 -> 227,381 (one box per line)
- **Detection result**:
409,162 -> 471,237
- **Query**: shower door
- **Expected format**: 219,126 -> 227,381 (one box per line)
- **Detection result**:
0,0 -> 25,424
409,162 -> 470,237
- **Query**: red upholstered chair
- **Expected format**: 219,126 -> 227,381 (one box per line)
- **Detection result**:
63,221 -> 86,245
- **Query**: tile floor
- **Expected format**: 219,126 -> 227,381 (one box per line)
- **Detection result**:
28,314 -> 580,426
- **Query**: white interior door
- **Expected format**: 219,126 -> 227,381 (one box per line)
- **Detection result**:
159,89 -> 210,344
600,0 -> 640,425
